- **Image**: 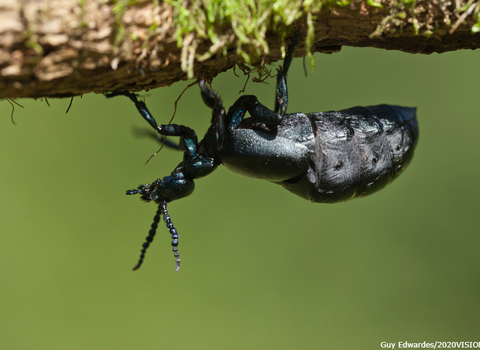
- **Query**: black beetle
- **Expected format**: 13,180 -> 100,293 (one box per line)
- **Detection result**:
106,33 -> 418,271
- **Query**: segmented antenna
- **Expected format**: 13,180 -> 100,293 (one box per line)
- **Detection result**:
127,185 -> 145,195
132,204 -> 161,271
161,201 -> 181,271
128,185 -> 181,271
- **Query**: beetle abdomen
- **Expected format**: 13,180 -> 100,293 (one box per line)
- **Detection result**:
219,128 -> 311,181
281,105 -> 418,203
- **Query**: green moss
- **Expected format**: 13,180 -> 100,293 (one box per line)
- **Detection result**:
470,4 -> 480,33
139,0 -> 479,78
165,0 -> 331,78
366,0 -> 383,8
25,40 -> 44,56
473,11 -> 480,33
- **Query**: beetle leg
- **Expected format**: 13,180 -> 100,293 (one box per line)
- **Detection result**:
112,90 -> 220,183
118,94 -> 219,180
274,30 -> 300,116
229,95 -> 283,128
199,80 -> 226,150
106,91 -> 200,158
106,91 -> 159,131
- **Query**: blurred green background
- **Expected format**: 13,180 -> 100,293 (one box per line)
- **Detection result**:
1,46 -> 479,349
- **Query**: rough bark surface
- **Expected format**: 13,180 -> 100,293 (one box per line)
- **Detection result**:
0,0 -> 479,99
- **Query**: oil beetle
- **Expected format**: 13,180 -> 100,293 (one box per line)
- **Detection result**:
106,33 -> 418,271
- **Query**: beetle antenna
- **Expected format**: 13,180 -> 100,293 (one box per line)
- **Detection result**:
161,201 -> 181,271
130,200 -> 180,271
126,184 -> 149,196
132,203 -> 162,271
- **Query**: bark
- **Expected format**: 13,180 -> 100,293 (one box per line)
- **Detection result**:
0,0 -> 479,99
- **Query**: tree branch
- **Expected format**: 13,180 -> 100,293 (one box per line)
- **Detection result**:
1,0 -> 479,99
